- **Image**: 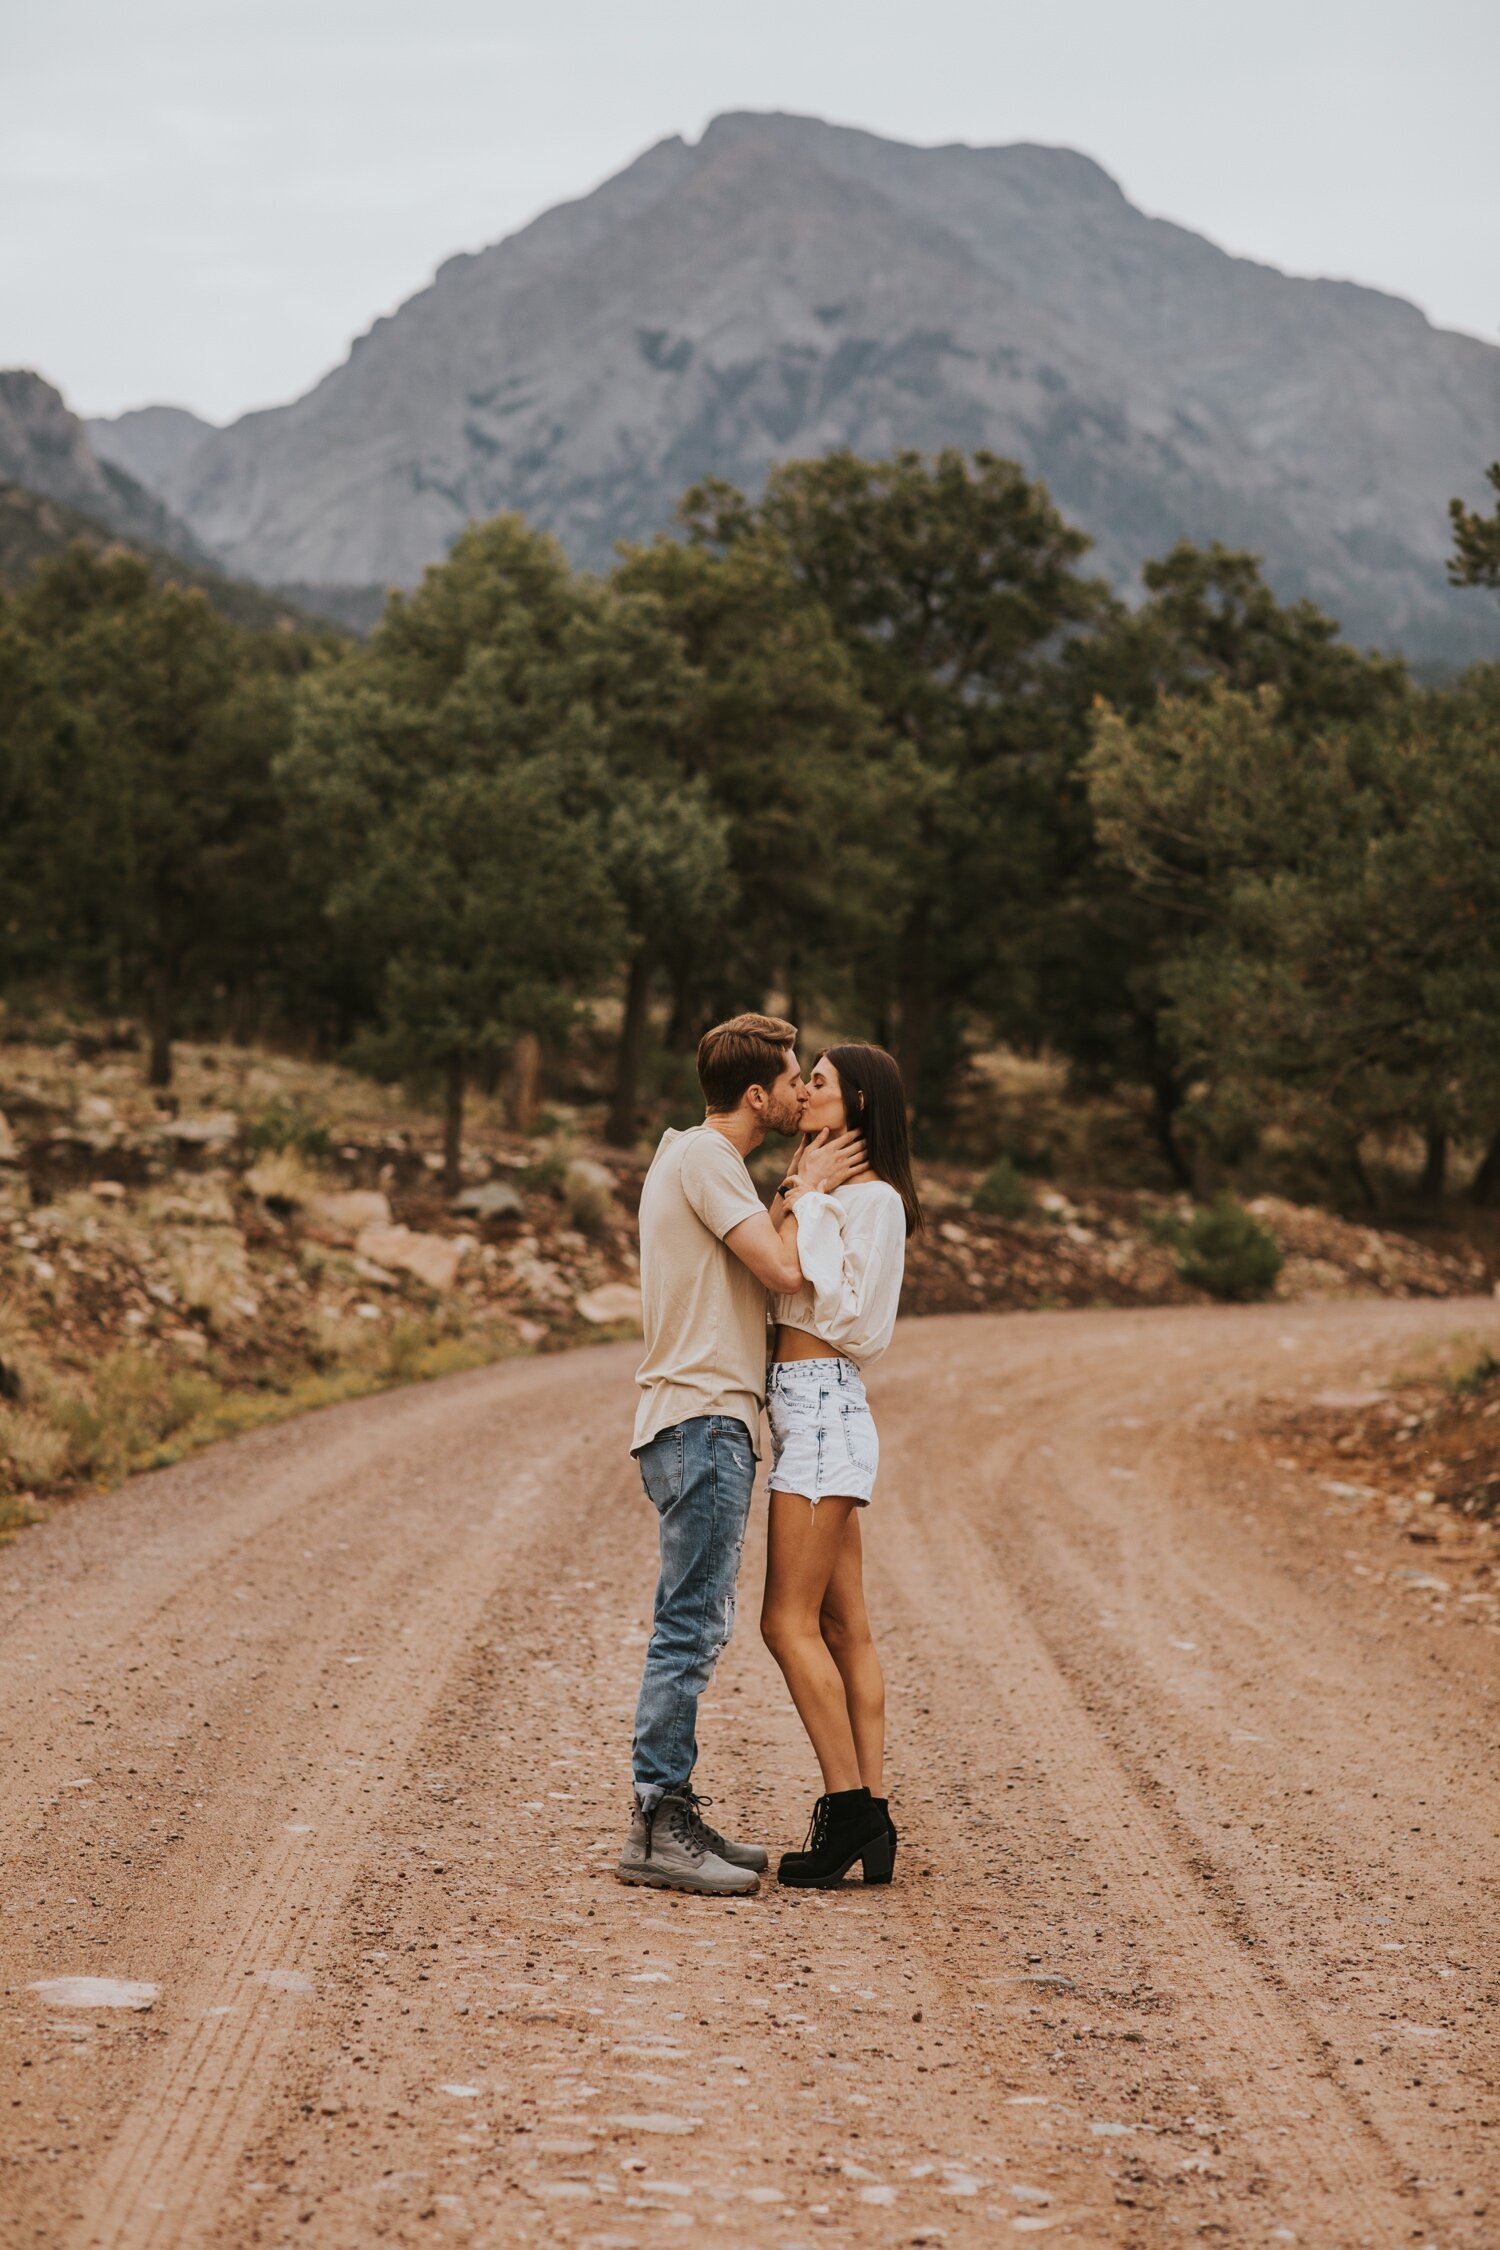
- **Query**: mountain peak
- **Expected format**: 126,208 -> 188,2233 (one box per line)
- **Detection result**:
91,119 -> 1500,663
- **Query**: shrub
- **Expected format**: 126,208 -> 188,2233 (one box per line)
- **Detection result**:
1176,1196 -> 1283,1302
0,1309 -> 48,1407
243,1147 -> 326,1214
19,1351 -> 217,1487
382,1318 -> 434,1384
520,1148 -> 569,1196
562,1159 -> 615,1237
243,1100 -> 331,1162
167,1239 -> 247,1332
1450,1348 -> 1499,1399
987,1120 -> 1056,1176
0,1405 -> 72,1489
972,1158 -> 1036,1221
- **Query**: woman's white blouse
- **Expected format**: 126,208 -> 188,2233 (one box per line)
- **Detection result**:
771,1180 -> 908,1365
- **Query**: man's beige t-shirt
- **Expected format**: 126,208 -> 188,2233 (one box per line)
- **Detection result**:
632,1125 -> 769,1456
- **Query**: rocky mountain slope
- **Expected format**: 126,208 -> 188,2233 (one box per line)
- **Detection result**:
87,401 -> 216,495
0,377 -> 378,633
0,371 -> 211,562
93,113 -> 1500,661
0,478 -> 359,633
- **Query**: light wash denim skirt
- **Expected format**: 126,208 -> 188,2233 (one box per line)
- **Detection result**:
766,1355 -> 878,1505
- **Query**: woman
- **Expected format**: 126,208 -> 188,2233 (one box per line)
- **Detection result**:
760,1042 -> 922,1888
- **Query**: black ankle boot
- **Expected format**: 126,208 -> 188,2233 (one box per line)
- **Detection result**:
777,1788 -> 894,1888
870,1796 -> 898,1883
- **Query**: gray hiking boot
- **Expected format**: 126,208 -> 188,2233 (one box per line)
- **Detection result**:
616,1785 -> 760,1895
680,1788 -> 769,1874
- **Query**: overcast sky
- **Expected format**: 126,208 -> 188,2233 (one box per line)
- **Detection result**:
6,0 -> 1498,425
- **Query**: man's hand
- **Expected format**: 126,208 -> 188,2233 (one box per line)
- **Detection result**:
792,1127 -> 868,1200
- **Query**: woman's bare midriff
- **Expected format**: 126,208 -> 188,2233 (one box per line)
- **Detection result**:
772,1324 -> 842,1365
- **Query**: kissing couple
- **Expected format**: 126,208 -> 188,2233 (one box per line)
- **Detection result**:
617,1012 -> 922,1896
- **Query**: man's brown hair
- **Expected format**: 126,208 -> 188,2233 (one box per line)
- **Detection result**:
697,1013 -> 798,1113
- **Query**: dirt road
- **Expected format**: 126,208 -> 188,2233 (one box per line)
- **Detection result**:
3,1299 -> 1498,2250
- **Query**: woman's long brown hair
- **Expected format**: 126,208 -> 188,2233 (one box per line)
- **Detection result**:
818,1043 -> 924,1237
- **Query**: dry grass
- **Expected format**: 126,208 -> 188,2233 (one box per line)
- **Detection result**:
165,1237 -> 253,1332
242,1147 -> 328,1210
0,1315 -> 517,1541
0,1405 -> 72,1489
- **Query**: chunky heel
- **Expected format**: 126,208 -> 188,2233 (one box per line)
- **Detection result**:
871,1796 -> 898,1878
860,1830 -> 894,1884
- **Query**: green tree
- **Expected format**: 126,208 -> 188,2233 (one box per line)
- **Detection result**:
1049,545 -> 1409,1182
280,516 -> 628,1185
1449,464 -> 1500,593
611,530 -> 906,1053
339,761 -> 620,1186
1086,681 -> 1500,1204
679,449 -> 1107,1132
602,777 -> 733,1146
0,545 -> 304,1082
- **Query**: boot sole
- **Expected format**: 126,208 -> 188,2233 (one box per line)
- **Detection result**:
615,1861 -> 759,1896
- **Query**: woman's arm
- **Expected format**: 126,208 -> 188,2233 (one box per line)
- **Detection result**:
787,1187 -> 906,1359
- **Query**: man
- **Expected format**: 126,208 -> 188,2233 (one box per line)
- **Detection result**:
617,1013 -> 865,1894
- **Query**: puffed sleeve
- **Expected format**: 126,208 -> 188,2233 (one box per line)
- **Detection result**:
790,1186 -> 907,1361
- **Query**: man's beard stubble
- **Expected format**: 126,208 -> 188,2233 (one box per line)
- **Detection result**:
764,1087 -> 806,1139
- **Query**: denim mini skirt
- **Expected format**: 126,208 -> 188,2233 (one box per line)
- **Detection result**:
766,1355 -> 878,1505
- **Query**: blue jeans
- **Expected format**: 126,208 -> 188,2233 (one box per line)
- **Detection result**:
631,1415 -> 756,1806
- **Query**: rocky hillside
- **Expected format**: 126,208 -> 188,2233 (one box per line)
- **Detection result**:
0,479 -> 356,633
93,112 -> 1500,662
4,1032 -> 1495,1535
87,401 -> 216,493
0,376 -> 383,634
0,371 -> 210,562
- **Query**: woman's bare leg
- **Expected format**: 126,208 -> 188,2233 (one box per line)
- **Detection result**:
761,1492 -> 862,1792
819,1509 -> 885,1794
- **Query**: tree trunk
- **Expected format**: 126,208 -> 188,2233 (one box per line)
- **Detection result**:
146,966 -> 173,1089
1348,1141 -> 1378,1211
665,962 -> 698,1053
1470,1122 -> 1500,1207
507,1031 -> 542,1133
1420,1126 -> 1448,1202
894,901 -> 935,1113
227,982 -> 258,1049
784,952 -> 803,1040
1148,1066 -> 1193,1191
607,952 -> 652,1148
443,1056 -> 465,1195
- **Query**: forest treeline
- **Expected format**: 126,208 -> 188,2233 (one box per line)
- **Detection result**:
2,448 -> 1498,1201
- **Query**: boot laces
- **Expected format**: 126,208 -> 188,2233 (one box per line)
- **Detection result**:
799,1793 -> 834,1853
641,1787 -> 715,1862
674,1787 -> 719,1857
679,1782 -> 733,1854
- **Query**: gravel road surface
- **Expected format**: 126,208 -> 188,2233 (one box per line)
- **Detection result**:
3,1299 -> 1498,2249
